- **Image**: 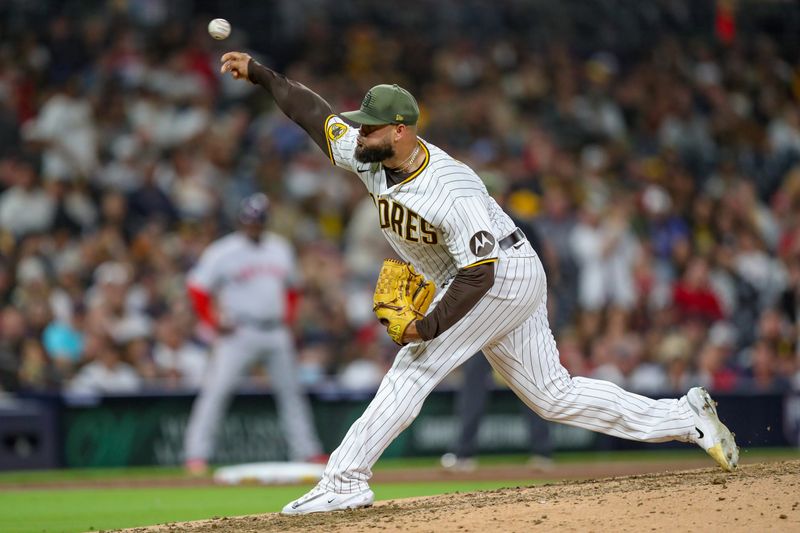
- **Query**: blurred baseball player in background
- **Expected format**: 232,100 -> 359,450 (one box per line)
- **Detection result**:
219,51 -> 739,514
183,193 -> 323,474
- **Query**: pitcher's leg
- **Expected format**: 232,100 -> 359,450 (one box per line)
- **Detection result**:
267,328 -> 322,461
309,256 -> 544,498
319,342 -> 462,493
483,303 -> 695,443
184,334 -> 255,461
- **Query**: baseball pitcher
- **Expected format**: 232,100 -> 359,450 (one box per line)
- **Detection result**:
183,193 -> 322,473
219,52 -> 738,514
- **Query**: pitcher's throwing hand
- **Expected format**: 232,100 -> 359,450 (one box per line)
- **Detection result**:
220,52 -> 252,80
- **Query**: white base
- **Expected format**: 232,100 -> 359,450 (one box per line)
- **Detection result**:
213,461 -> 325,485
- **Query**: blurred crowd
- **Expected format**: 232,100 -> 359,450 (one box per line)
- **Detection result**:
0,0 -> 799,397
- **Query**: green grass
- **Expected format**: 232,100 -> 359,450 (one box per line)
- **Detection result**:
0,448 -> 797,533
0,481 -> 527,533
0,447 -> 796,485
0,466 -> 186,485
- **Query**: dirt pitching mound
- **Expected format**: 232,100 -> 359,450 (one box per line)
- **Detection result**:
125,460 -> 800,532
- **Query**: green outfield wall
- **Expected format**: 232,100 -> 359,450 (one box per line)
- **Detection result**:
1,389 -> 797,469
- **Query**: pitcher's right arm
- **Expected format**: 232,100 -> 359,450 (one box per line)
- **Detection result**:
220,52 -> 334,153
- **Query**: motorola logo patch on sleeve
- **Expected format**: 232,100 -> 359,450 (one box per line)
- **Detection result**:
469,231 -> 496,257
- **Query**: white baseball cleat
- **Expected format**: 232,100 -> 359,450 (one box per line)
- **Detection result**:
281,485 -> 374,515
686,387 -> 739,472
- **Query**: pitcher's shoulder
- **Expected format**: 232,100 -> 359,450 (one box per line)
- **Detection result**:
425,145 -> 480,176
428,160 -> 485,191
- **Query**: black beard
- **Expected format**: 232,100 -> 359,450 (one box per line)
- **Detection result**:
355,142 -> 395,163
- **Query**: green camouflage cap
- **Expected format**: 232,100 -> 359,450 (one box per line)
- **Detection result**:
340,84 -> 419,125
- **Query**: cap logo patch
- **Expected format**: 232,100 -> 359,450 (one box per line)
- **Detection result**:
469,231 -> 496,257
362,91 -> 374,109
395,114 -> 404,122
326,122 -> 348,142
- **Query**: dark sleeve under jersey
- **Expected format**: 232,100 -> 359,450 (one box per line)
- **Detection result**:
247,59 -> 334,153
415,262 -> 494,341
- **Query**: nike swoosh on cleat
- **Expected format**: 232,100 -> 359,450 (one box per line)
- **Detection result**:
695,427 -> 704,439
291,492 -> 325,509
327,497 -> 336,503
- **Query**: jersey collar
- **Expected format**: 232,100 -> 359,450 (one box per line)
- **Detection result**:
395,140 -> 430,186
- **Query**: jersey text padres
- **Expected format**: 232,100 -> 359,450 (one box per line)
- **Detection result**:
324,115 -> 516,287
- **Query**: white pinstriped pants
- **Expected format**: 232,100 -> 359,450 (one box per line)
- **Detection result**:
319,245 -> 696,494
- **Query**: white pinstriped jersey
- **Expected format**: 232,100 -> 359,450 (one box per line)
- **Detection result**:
324,115 -> 516,287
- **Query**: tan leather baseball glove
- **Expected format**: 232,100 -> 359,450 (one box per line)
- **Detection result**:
373,259 -> 435,345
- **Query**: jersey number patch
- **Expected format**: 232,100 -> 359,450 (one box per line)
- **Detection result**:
469,231 -> 496,257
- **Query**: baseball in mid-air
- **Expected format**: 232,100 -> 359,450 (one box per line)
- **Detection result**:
208,18 -> 231,40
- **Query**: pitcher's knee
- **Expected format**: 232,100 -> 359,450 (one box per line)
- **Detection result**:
532,379 -> 576,421
381,373 -> 433,430
371,398 -> 422,434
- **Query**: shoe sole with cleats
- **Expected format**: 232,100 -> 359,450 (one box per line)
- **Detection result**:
687,387 -> 739,472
